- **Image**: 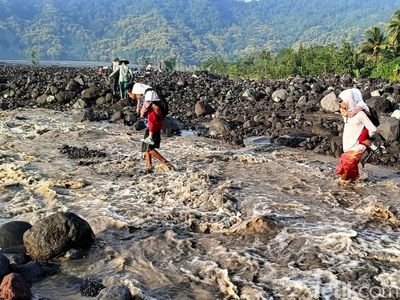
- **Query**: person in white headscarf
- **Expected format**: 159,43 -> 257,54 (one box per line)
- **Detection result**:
336,88 -> 379,181
338,88 -> 377,152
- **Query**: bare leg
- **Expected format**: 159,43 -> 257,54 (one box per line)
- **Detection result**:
148,149 -> 168,163
145,152 -> 153,170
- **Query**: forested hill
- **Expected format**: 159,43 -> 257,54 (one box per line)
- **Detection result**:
1,0 -> 400,64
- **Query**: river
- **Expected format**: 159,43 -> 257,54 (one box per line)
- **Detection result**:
1,108 -> 400,299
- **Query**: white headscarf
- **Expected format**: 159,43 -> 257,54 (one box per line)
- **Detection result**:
338,88 -> 370,114
131,83 -> 151,95
144,90 -> 160,102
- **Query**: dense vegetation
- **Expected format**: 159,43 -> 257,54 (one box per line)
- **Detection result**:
0,0 -> 399,65
203,10 -> 400,80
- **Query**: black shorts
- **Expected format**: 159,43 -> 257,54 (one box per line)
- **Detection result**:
141,129 -> 161,152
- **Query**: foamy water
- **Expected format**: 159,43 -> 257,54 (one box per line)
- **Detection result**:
1,108 -> 400,299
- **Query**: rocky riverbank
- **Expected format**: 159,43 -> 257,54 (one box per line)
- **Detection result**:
0,64 -> 399,167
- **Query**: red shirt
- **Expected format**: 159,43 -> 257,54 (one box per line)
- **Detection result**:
148,109 -> 163,132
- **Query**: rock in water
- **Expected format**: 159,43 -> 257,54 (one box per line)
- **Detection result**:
0,273 -> 31,300
23,212 -> 94,261
209,117 -> 233,136
96,285 -> 132,300
0,221 -> 32,253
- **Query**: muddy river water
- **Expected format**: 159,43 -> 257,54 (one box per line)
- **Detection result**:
1,108 -> 400,299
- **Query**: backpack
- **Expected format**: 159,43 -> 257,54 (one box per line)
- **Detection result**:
144,87 -> 169,117
367,106 -> 380,127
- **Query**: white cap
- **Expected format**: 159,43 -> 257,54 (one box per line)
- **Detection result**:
144,90 -> 160,102
131,83 -> 151,95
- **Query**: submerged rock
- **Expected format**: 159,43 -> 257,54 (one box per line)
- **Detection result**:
96,285 -> 132,300
23,212 -> 94,261
0,221 -> 32,253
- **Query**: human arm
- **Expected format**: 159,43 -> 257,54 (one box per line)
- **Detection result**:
109,67 -> 119,79
152,103 -> 162,117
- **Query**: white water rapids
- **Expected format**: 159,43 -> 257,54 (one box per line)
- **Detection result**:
1,108 -> 400,300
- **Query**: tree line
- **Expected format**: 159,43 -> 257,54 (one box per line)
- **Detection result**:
201,10 -> 400,80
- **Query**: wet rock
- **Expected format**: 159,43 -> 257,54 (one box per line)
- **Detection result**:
320,92 -> 338,112
276,135 -> 307,148
80,279 -> 105,297
0,273 -> 31,300
64,249 -> 83,260
378,117 -> 400,142
0,253 -> 10,279
14,261 -> 58,283
96,285 -> 132,300
59,145 -> 106,159
0,221 -> 32,253
162,116 -> 181,135
5,253 -> 27,266
23,212 -> 95,261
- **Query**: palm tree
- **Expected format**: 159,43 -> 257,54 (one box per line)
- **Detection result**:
387,10 -> 400,47
359,26 -> 387,63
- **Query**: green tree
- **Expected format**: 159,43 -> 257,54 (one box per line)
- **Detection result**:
386,10 -> 400,47
359,26 -> 387,63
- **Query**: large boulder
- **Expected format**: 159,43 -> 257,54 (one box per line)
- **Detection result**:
320,92 -> 338,112
0,221 -> 32,253
366,96 -> 393,114
96,285 -> 132,300
272,89 -> 288,103
209,117 -> 233,136
378,117 -> 400,142
23,212 -> 94,261
162,116 -> 181,135
0,273 -> 31,300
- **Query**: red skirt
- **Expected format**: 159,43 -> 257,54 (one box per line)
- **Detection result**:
336,150 -> 364,181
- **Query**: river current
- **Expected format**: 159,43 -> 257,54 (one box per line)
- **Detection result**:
1,108 -> 400,300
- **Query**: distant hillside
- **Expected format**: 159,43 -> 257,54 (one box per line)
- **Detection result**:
0,0 -> 399,64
